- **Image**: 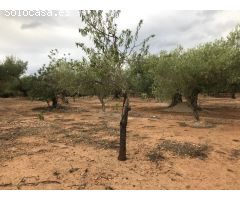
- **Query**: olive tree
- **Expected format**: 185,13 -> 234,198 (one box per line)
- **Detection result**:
76,10 -> 154,161
29,50 -> 78,107
153,28 -> 240,121
152,47 -> 184,106
0,56 -> 28,97
225,25 -> 240,98
126,54 -> 156,97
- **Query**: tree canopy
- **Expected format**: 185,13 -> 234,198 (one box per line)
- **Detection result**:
76,10 -> 155,111
0,56 -> 28,97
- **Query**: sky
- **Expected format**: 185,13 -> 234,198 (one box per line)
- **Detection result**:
0,10 -> 240,74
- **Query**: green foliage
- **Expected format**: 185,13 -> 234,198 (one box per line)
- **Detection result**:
28,50 -> 80,106
76,10 -> 154,110
19,75 -> 35,96
0,56 -> 27,97
152,26 -> 240,103
152,47 -> 184,101
126,54 -> 155,96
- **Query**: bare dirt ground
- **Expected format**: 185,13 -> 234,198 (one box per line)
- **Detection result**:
0,96 -> 240,190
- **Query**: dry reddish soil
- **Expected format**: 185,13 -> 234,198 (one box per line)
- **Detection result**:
0,96 -> 240,190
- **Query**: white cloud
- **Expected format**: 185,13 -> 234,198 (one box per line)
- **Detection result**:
0,10 -> 240,74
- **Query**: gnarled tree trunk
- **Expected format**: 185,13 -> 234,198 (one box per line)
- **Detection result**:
52,96 -> 58,108
168,92 -> 182,107
113,89 -> 122,99
118,92 -> 131,161
230,85 -> 237,99
230,83 -> 238,99
186,89 -> 200,121
231,92 -> 236,99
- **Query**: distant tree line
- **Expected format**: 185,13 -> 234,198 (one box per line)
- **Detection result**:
1,25 -> 240,116
1,23 -> 240,116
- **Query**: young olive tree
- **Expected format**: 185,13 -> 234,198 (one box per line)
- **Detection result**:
76,10 -> 154,161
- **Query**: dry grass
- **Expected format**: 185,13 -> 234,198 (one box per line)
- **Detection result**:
63,131 -> 119,150
147,149 -> 165,164
160,140 -> 210,159
148,140 -> 210,162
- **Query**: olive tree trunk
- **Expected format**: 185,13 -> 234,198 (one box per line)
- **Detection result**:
52,96 -> 58,108
187,90 -> 200,121
113,89 -> 122,99
98,96 -> 106,112
118,93 -> 131,161
168,92 -> 182,107
230,83 -> 238,99
231,92 -> 236,99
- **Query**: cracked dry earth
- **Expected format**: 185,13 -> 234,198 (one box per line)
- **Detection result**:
0,96 -> 240,190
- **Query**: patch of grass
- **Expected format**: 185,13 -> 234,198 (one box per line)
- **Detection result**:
147,149 -> 165,164
64,132 -> 119,150
32,106 -> 88,113
147,140 -> 210,162
94,138 -> 119,149
158,140 -> 210,159
0,127 -> 37,141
